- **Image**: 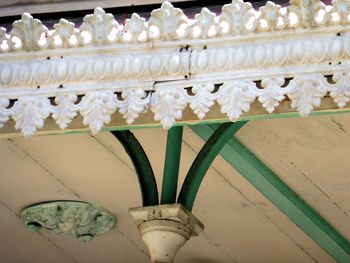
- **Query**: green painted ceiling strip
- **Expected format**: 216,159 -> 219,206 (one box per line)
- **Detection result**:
177,122 -> 247,211
111,130 -> 159,206
41,108 -> 350,137
191,124 -> 350,263
161,126 -> 184,204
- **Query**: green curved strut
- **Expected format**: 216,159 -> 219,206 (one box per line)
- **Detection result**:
177,122 -> 247,211
111,130 -> 159,206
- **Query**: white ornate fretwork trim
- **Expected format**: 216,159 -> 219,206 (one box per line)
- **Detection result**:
1,0 -> 350,137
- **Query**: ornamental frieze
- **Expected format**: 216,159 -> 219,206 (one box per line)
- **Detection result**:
0,0 -> 350,137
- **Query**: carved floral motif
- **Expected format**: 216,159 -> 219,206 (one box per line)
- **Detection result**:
151,86 -> 188,129
117,89 -> 150,124
219,0 -> 257,35
192,8 -> 218,38
80,7 -> 119,45
52,19 -> 79,48
217,80 -> 256,121
287,74 -> 328,116
0,1 -> 347,52
331,0 -> 350,25
329,72 -> 350,108
11,96 -> 50,137
0,72 -> 349,136
21,201 -> 116,242
188,83 -> 216,119
0,27 -> 10,52
123,14 -> 148,42
258,1 -> 285,30
10,13 -> 48,50
148,1 -> 189,40
258,78 -> 285,113
52,93 -> 78,129
79,91 -> 118,134
0,1 -> 349,136
288,0 -> 327,27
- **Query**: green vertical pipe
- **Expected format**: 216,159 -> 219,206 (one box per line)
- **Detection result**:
191,124 -> 350,263
177,122 -> 247,211
111,130 -> 159,206
161,126 -> 183,204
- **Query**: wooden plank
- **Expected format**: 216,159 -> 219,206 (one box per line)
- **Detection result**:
184,126 -> 335,262
191,124 -> 350,263
236,116 -> 350,238
0,203 -> 76,263
0,135 -> 149,262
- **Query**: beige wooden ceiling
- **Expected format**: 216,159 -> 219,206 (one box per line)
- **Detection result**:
1,113 -> 350,262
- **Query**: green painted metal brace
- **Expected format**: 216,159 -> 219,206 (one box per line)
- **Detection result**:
161,126 -> 183,204
111,121 -> 350,263
191,123 -> 350,263
111,130 -> 159,206
177,122 -> 247,211
111,122 -> 247,211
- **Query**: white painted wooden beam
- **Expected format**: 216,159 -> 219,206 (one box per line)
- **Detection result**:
0,98 -> 349,139
1,1 -> 350,138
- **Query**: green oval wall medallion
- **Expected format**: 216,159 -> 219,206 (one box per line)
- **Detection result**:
21,201 -> 116,242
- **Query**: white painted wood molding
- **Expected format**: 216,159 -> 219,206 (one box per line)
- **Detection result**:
0,0 -> 193,16
1,0 -> 350,137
